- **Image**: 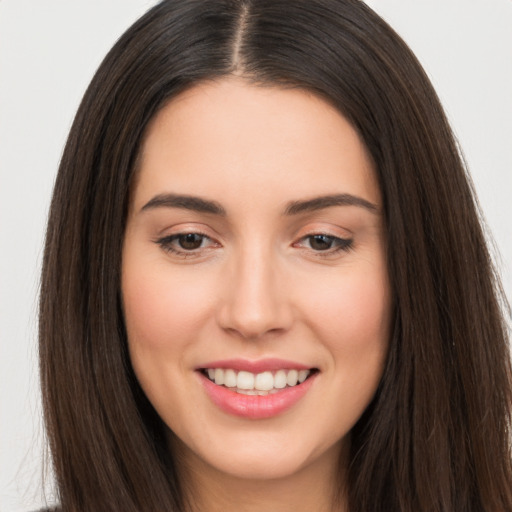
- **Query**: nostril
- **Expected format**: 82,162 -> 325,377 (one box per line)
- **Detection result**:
215,264 -> 294,339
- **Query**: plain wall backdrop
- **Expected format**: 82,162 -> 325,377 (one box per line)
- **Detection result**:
1,1 -> 511,510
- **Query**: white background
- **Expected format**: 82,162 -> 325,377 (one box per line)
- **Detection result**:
1,1 -> 511,510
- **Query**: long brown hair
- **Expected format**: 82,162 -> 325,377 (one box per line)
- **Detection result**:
39,1 -> 512,510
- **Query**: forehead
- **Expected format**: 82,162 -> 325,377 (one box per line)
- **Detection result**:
134,78 -> 379,212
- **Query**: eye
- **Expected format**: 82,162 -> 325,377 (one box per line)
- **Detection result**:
175,233 -> 206,250
308,234 -> 337,251
154,232 -> 219,257
295,234 -> 353,254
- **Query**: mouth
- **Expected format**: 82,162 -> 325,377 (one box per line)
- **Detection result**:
200,367 -> 318,396
197,362 -> 319,419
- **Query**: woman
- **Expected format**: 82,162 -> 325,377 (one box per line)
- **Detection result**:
39,0 -> 512,510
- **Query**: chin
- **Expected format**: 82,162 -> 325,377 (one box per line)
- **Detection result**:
168,425 -> 345,483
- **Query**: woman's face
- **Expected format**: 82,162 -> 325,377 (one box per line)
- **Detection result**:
122,78 -> 390,481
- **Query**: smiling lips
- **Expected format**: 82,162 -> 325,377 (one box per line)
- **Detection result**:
198,359 -> 318,419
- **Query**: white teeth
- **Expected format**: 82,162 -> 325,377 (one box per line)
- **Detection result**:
237,371 -> 255,390
224,369 -> 237,388
205,368 -> 312,392
214,368 -> 224,385
298,369 -> 309,383
255,371 -> 274,391
287,369 -> 299,386
274,370 -> 287,389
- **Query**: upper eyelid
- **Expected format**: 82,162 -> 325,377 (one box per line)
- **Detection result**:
155,230 -> 351,243
155,222 -> 220,239
292,228 -> 353,244
157,232 -> 216,245
291,219 -> 353,235
295,233 -> 353,246
299,233 -> 349,240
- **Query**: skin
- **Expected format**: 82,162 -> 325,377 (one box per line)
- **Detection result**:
122,78 -> 391,512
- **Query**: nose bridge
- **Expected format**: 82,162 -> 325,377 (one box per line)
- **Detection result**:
218,241 -> 291,339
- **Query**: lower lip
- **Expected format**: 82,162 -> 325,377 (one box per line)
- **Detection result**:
198,372 -> 317,419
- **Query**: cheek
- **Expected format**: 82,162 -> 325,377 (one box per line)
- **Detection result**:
122,262 -> 216,349
317,265 -> 390,425
121,259 -> 217,418
306,263 -> 391,358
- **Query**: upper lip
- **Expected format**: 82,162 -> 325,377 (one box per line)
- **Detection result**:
197,358 -> 314,373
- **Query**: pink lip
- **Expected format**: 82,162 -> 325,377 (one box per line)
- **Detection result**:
197,358 -> 312,373
198,368 -> 317,420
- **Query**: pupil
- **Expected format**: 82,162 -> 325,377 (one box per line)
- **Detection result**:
179,233 -> 203,250
310,235 -> 332,250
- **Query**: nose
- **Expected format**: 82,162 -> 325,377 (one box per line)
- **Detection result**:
216,248 -> 293,340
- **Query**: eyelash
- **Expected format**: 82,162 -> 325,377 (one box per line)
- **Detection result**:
154,232 -> 354,258
154,232 -> 217,258
295,234 -> 354,256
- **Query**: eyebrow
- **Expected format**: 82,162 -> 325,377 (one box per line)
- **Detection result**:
140,192 -> 378,216
141,193 -> 226,215
284,194 -> 379,215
